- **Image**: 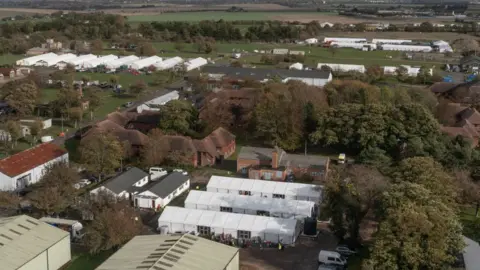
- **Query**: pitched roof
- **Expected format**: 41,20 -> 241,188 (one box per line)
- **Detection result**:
430,82 -> 458,94
141,172 -> 189,198
193,137 -> 217,157
0,143 -> 67,177
0,215 -> 70,270
102,167 -> 149,194
238,146 -> 329,169
202,65 -> 331,80
208,127 -> 235,148
96,233 -> 238,270
161,135 -> 197,153
106,111 -> 131,127
459,107 -> 480,125
460,55 -> 480,65
82,119 -> 149,147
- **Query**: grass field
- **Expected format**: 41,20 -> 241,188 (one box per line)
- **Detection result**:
67,250 -> 114,270
0,54 -> 23,65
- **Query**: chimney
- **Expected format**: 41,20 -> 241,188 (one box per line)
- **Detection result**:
272,149 -> 279,169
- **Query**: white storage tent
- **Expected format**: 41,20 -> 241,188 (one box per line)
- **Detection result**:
105,55 -> 140,70
36,53 -> 77,67
68,54 -> 97,67
82,54 -> 118,69
154,56 -> 184,70
185,57 -> 208,71
289,62 -> 303,70
324,37 -> 367,43
317,63 -> 366,73
184,190 -> 315,219
372,39 -> 412,44
157,206 -> 300,244
130,56 -> 162,70
16,52 -> 58,66
380,44 -> 432,52
330,42 -> 376,50
206,176 -> 322,202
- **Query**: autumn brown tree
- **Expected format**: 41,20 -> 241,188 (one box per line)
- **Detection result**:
142,129 -> 167,167
1,80 -> 39,116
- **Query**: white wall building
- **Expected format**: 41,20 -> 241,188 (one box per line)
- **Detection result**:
66,54 -> 97,68
0,215 -> 71,270
330,42 -> 376,50
206,176 -> 322,202
305,38 -> 319,44
185,190 -> 316,219
185,57 -> 208,71
324,37 -> 367,43
105,55 -> 140,70
16,52 -> 58,66
0,143 -> 68,191
380,44 -> 433,52
158,206 -> 301,244
130,56 -> 162,70
90,167 -> 149,199
136,90 -> 179,113
133,172 -> 190,209
154,56 -> 184,70
36,53 -> 77,67
320,22 -> 334,28
317,63 -> 366,73
82,54 -> 118,69
372,39 -> 412,44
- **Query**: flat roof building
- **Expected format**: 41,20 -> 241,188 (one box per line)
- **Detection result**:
96,233 -> 239,270
0,215 -> 71,270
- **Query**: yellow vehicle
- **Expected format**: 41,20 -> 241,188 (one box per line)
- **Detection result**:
338,153 -> 346,164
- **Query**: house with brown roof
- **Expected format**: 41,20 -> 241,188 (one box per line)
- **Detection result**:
438,103 -> 480,147
237,146 -> 329,182
431,81 -> 480,105
0,143 -> 68,191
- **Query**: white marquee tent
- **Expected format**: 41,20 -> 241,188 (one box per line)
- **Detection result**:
82,54 -> 118,69
206,176 -> 322,202
380,44 -> 433,52
157,206 -> 300,244
67,54 -> 97,67
317,63 -> 366,73
324,37 -> 367,43
184,57 -> 208,71
130,56 -> 162,70
16,52 -> 58,66
372,39 -> 412,44
185,190 -> 315,219
105,55 -> 140,70
36,53 -> 77,67
154,56 -> 184,70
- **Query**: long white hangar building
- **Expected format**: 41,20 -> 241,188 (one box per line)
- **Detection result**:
158,206 -> 301,245
206,176 -> 322,202
185,190 -> 316,219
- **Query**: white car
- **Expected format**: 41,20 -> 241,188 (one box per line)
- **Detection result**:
335,245 -> 356,256
73,179 -> 92,190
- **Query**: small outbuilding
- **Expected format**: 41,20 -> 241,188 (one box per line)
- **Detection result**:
133,172 -> 190,209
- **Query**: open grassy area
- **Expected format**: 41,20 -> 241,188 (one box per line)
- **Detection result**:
67,250 -> 114,270
0,54 -> 23,65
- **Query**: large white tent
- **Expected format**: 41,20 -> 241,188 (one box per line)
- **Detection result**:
67,54 -> 97,67
185,190 -> 315,219
82,54 -> 118,69
380,44 -> 432,52
184,57 -> 207,71
36,53 -> 77,67
130,56 -> 162,70
206,176 -> 322,202
157,206 -> 300,244
16,52 -> 58,66
317,63 -> 366,73
372,39 -> 412,44
324,37 -> 367,43
105,55 -> 140,70
154,56 -> 184,70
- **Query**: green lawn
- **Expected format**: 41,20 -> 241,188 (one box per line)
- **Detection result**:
67,250 -> 114,270
0,54 -> 23,65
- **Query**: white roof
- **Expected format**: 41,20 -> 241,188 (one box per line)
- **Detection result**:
324,37 -> 367,42
185,57 -> 207,70
145,91 -> 179,106
83,54 -> 118,68
38,53 -> 77,66
39,217 -> 79,226
105,55 -> 140,69
184,210 -> 202,225
266,218 -> 296,236
68,54 -> 97,65
317,63 -> 366,72
17,52 -> 58,65
372,39 -> 412,44
131,56 -> 162,70
158,207 -> 191,224
154,56 -> 184,70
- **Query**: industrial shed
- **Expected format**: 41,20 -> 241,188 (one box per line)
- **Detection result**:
16,52 -> 58,66
82,54 -> 118,69
184,190 -> 316,219
105,55 -> 139,70
36,53 -> 77,67
380,44 -> 433,52
185,57 -> 208,71
372,39 -> 412,44
0,215 -> 71,270
157,206 -> 301,244
154,56 -> 184,70
67,54 -> 97,67
317,63 -> 366,73
324,37 -> 367,43
96,234 -> 239,270
206,176 -> 322,202
130,56 -> 162,70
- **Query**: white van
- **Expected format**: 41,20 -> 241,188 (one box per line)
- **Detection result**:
149,167 -> 168,180
318,250 -> 347,266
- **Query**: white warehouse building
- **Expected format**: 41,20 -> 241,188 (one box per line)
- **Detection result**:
184,57 -> 208,71
317,63 -> 366,73
153,56 -> 184,70
206,176 -> 322,202
158,206 -> 301,244
82,54 -> 118,69
36,53 -> 77,67
105,55 -> 140,70
330,42 -> 376,50
130,56 -> 162,70
16,52 -> 58,66
136,90 -> 179,113
185,190 -> 316,219
324,37 -> 367,43
380,44 -> 433,52
0,215 -> 71,270
372,39 -> 412,44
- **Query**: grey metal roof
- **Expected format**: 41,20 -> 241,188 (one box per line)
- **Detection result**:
238,146 -> 329,169
463,236 -> 480,270
96,233 -> 239,270
0,215 -> 70,270
202,65 -> 331,80
142,172 -> 189,199
238,146 -> 277,161
103,167 -> 149,194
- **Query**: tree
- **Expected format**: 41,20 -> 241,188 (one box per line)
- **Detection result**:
395,66 -> 408,82
142,129 -> 167,167
29,120 -> 43,145
1,80 -> 39,116
136,42 -> 156,56
417,66 -> 432,85
129,80 -> 147,96
27,161 -> 79,215
79,132 -> 123,181
365,182 -> 464,270
109,75 -> 119,86
6,121 -> 21,147
68,107 -> 83,128
83,193 -> 142,254
91,39 -> 103,54
365,65 -> 384,82
82,86 -> 102,113
0,191 -> 21,214
454,170 -> 480,216
158,100 -> 199,136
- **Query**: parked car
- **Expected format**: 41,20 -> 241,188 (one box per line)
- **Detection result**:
124,101 -> 134,107
73,179 -> 92,189
318,250 -> 346,267
335,245 -> 357,256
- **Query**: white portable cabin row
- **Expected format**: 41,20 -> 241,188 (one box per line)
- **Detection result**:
184,57 -> 208,71
82,54 -> 118,69
317,63 -> 366,73
67,54 -> 97,67
157,206 -> 301,244
154,56 -> 184,70
380,44 -> 433,52
16,52 -> 58,66
324,37 -> 367,43
372,39 -> 412,44
130,56 -> 162,70
105,55 -> 140,70
36,53 -> 77,67
185,190 -> 316,219
206,176 -> 322,202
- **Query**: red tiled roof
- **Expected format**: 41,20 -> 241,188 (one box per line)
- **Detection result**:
208,127 -> 235,148
193,137 -> 217,157
0,143 -> 67,177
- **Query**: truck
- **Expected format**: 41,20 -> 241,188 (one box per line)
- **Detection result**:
39,217 -> 84,241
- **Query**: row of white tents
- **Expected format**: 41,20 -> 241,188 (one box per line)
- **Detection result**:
317,63 -> 434,77
323,37 -> 453,53
15,53 -> 208,71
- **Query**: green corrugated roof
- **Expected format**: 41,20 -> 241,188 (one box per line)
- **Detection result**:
0,215 -> 70,270
96,234 -> 239,270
